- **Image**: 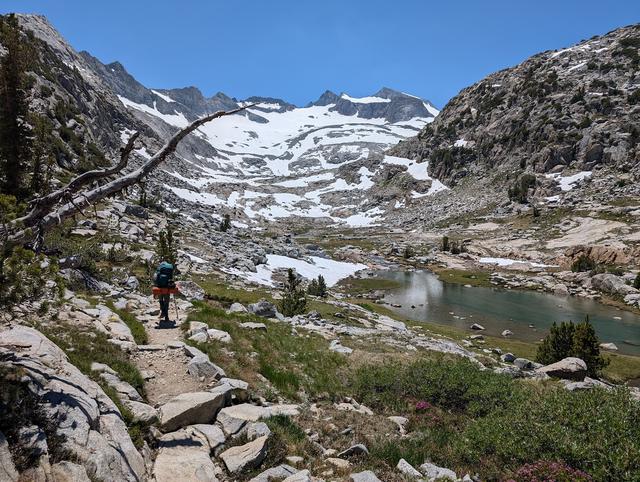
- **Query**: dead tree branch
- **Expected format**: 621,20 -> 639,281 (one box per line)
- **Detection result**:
6,105 -> 252,246
15,132 -> 140,229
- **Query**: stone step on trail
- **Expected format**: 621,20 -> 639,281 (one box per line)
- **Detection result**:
159,385 -> 232,432
153,427 -> 220,482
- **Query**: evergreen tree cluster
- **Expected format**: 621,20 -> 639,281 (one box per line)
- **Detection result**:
571,254 -> 597,273
279,269 -> 307,316
0,14 -> 52,202
155,226 -> 178,266
508,173 -> 537,204
536,318 -> 609,377
220,214 -> 231,232
441,235 -> 464,254
307,275 -> 327,297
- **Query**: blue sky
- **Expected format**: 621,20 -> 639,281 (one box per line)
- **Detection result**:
2,0 -> 639,107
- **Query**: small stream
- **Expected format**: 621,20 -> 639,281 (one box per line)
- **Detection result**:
374,270 -> 640,356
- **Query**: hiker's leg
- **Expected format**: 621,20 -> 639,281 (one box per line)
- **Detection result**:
159,295 -> 169,321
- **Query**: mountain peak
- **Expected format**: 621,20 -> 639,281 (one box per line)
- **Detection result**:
312,90 -> 340,106
374,87 -> 404,98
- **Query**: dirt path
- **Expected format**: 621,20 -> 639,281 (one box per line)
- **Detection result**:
131,295 -> 207,405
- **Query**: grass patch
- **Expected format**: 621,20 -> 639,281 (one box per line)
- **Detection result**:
39,323 -> 148,447
338,276 -> 402,294
41,323 -> 144,394
431,268 -> 493,288
608,197 -> 640,207
105,300 -> 148,345
352,355 -> 526,416
186,302 -> 347,399
193,274 -> 273,306
390,316 -> 640,384
352,356 -> 640,480
605,352 -> 640,383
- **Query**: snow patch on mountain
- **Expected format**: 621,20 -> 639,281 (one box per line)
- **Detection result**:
545,171 -> 592,192
225,254 -> 367,287
151,89 -> 176,103
118,95 -> 188,128
340,93 -> 392,104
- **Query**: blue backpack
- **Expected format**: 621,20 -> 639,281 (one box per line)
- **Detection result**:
155,262 -> 174,288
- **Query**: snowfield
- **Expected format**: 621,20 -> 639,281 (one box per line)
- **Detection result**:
545,171 -> 592,192
479,257 -> 558,268
340,93 -> 391,104
225,254 -> 368,287
119,90 -> 445,227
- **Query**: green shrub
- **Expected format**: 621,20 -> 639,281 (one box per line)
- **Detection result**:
508,174 -> 537,203
365,362 -> 639,480
606,265 -> 624,276
155,226 -> 178,266
44,221 -> 107,276
0,366 -> 71,471
458,388 -> 639,480
579,116 -> 592,128
351,357 -> 525,416
441,235 -> 450,252
629,90 -> 640,105
307,274 -> 327,297
279,269 -> 307,316
619,36 -> 640,48
220,213 -> 231,232
634,272 -> 640,290
510,460 -> 593,481
0,246 -> 61,310
536,319 -> 608,377
571,254 -> 596,272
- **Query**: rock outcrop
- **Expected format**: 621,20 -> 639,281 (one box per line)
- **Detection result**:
537,357 -> 588,381
159,388 -> 230,432
391,24 -> 640,185
0,326 -> 145,482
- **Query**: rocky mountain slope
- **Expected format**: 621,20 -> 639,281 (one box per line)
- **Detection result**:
13,13 -> 444,229
391,22 -> 640,201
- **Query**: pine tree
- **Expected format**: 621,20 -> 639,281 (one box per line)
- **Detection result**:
536,321 -> 575,365
571,317 -> 608,377
536,318 -> 608,377
307,275 -> 328,297
634,272 -> 640,290
307,278 -> 319,296
279,268 -> 307,316
28,115 -> 53,195
316,274 -> 327,297
220,214 -> 231,232
155,226 -> 178,266
441,236 -> 450,252
0,14 -> 34,201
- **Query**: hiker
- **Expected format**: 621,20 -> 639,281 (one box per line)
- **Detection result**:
154,260 -> 175,323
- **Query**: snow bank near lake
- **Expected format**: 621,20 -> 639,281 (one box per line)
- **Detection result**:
225,254 -> 367,287
479,257 -> 558,268
545,171 -> 592,192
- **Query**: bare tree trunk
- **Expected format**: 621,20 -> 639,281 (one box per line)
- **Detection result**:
4,105 -> 251,246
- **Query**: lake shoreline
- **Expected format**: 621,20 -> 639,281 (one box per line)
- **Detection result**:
350,268 -> 640,358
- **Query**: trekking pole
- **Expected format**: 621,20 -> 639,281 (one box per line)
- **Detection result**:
173,295 -> 180,324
